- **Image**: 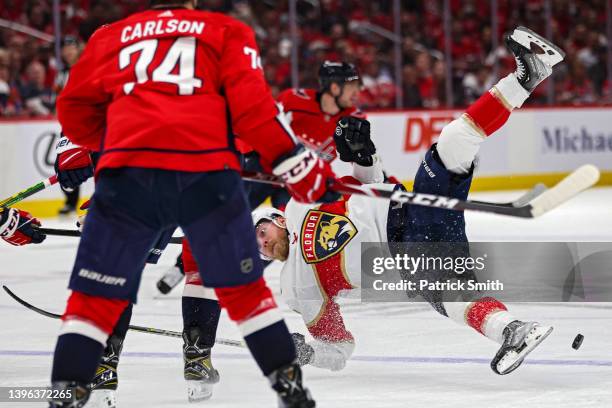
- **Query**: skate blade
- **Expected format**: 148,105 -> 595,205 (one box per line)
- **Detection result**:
511,26 -> 565,66
187,381 -> 215,402
156,267 -> 184,295
88,389 -> 117,408
496,325 -> 553,375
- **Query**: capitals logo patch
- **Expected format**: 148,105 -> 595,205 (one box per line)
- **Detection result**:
300,210 -> 357,264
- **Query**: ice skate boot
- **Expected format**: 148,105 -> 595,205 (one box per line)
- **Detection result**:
505,26 -> 565,92
58,203 -> 77,216
491,320 -> 553,375
183,327 -> 220,402
269,362 -> 315,408
48,381 -> 90,408
156,255 -> 185,295
87,334 -> 123,408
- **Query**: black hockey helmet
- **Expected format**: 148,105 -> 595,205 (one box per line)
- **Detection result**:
318,61 -> 360,92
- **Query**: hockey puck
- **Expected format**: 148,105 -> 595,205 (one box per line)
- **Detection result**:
572,334 -> 584,350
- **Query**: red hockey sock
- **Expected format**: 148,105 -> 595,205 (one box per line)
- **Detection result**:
63,291 -> 129,335
215,277 -> 280,328
465,297 -> 508,334
465,89 -> 512,137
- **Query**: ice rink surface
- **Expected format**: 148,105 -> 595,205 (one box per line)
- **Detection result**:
1,188 -> 611,407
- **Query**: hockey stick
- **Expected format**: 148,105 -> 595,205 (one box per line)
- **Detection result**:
36,227 -> 184,244
2,285 -> 245,348
0,175 -> 58,208
241,165 -> 599,218
469,183 -> 547,208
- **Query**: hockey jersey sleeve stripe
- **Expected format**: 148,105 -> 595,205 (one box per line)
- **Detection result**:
59,318 -> 111,345
183,283 -> 218,300
306,297 -> 354,343
238,307 -> 283,337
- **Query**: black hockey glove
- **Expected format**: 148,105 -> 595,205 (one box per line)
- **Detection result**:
333,117 -> 376,167
291,332 -> 314,366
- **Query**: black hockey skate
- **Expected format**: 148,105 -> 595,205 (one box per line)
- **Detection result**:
87,334 -> 123,408
505,26 -> 565,92
269,362 -> 316,408
48,381 -> 90,408
183,327 -> 220,402
156,255 -> 185,295
491,320 -> 553,375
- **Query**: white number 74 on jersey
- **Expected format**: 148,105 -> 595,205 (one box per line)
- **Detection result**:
119,37 -> 202,95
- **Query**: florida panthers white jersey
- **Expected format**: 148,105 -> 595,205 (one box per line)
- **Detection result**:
279,159 -> 393,337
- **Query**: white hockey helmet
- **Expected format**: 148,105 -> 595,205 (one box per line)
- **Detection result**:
252,207 -> 285,229
252,207 -> 286,261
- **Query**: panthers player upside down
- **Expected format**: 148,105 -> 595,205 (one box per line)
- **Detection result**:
246,26 -> 565,375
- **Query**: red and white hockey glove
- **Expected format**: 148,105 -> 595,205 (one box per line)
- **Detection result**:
54,133 -> 94,190
0,208 -> 46,246
273,146 -> 340,203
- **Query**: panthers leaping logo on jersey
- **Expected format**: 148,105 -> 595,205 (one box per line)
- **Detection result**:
300,210 -> 357,264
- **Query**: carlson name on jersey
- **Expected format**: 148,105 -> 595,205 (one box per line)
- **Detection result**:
121,18 -> 205,43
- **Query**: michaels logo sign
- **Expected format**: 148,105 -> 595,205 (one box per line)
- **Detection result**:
543,127 -> 612,153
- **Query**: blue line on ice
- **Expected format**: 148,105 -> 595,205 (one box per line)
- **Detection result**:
1,350 -> 611,367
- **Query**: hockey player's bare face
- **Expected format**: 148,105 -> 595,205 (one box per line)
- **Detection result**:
334,81 -> 361,109
255,218 -> 289,261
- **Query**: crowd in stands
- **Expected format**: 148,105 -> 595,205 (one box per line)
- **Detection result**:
0,0 -> 610,117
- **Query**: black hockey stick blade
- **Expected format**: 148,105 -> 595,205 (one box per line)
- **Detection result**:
3,285 -> 61,319
2,285 -> 244,348
511,183 -> 547,208
36,228 -> 183,244
469,183 -> 547,208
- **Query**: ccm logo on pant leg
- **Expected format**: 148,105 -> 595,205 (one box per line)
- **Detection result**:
78,269 -> 127,286
390,191 -> 459,209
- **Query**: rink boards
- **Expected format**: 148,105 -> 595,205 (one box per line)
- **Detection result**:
1,107 -> 612,217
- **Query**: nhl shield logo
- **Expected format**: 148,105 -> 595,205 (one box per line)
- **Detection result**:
300,210 -> 357,264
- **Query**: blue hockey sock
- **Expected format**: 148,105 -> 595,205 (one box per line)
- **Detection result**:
182,296 -> 220,348
111,302 -> 133,340
51,334 -> 105,383
244,320 -> 296,376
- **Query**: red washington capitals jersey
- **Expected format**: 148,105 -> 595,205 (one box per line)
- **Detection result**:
277,88 -> 364,161
57,8 -> 297,174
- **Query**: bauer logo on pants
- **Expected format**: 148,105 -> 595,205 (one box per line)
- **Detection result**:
300,210 -> 357,264
78,269 -> 127,287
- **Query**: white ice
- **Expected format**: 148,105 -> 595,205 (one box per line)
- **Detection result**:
1,188 -> 611,407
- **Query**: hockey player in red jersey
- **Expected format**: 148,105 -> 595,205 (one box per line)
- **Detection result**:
252,27 -> 565,375
277,61 -> 364,161
50,1 -> 338,406
155,61 -> 366,295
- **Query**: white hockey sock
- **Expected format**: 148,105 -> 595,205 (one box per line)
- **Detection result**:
443,300 -> 516,344
436,114 -> 484,175
493,73 -> 530,109
437,73 -> 530,175
481,310 -> 516,344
